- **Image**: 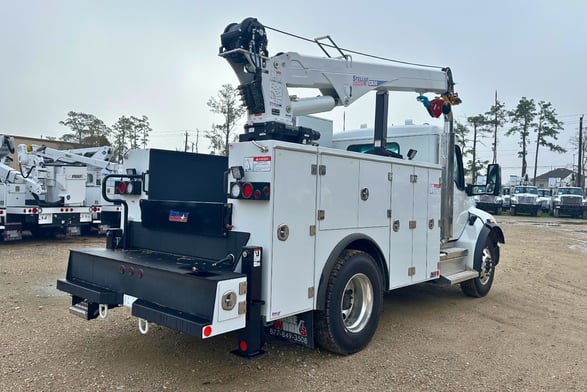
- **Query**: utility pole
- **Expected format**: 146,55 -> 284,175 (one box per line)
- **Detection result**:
579,115 -> 583,189
493,90 -> 498,164
195,129 -> 199,153
184,131 -> 189,152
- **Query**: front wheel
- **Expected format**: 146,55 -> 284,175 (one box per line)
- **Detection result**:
461,236 -> 497,298
315,250 -> 383,355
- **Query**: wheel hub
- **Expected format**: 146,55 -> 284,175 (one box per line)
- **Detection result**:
340,273 -> 374,333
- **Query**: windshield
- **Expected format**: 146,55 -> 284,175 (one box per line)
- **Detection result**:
514,187 -> 538,195
558,188 -> 582,195
537,189 -> 551,197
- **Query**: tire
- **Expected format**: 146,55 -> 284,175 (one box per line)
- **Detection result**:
460,235 -> 497,298
315,250 -> 383,355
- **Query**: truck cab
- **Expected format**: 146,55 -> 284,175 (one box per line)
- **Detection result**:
551,187 -> 586,218
510,185 -> 540,216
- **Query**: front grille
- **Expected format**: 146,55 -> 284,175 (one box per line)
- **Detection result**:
518,196 -> 536,204
479,195 -> 496,202
560,196 -> 581,206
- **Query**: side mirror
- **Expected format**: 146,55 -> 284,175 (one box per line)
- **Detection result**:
465,164 -> 502,196
486,164 -> 501,195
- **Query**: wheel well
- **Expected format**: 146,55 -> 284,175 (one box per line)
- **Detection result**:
316,235 -> 388,310
473,223 -> 504,271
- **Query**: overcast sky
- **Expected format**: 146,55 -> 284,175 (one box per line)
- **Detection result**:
1,0 -> 586,179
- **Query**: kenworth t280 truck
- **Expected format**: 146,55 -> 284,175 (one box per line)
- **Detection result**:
57,18 -> 504,356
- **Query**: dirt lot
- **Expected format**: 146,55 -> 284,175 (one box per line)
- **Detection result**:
1,215 -> 586,391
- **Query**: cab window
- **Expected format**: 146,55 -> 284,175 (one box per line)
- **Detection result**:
347,142 -> 400,155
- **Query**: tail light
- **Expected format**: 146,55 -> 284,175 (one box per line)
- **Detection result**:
229,182 -> 270,200
115,180 -> 142,195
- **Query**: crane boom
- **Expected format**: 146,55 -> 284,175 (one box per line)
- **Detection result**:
219,18 -> 459,144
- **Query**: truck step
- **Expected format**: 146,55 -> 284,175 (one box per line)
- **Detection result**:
132,299 -> 210,338
68,300 -> 99,320
439,247 -> 468,262
441,270 -> 479,285
438,247 -> 469,276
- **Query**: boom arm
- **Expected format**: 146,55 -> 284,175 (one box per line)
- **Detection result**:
20,145 -> 115,171
0,159 -> 45,196
220,18 -> 458,138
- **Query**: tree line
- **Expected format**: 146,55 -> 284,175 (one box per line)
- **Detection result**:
58,111 -> 151,162
454,96 -> 569,185
56,84 -> 244,161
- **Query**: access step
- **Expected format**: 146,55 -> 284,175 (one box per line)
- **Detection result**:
440,270 -> 479,285
132,299 -> 210,338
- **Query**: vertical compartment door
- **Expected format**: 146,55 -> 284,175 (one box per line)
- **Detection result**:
270,148 -> 318,318
389,164 -> 414,289
411,167 -> 429,283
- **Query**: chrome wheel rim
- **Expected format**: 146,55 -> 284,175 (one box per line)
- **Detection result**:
340,273 -> 373,333
479,246 -> 494,285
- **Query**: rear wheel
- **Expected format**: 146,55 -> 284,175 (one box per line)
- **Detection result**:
461,236 -> 497,298
315,250 -> 383,355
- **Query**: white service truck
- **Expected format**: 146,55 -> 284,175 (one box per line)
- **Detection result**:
550,186 -> 586,218
0,142 -> 122,240
0,135 -> 48,240
57,18 -> 504,356
510,185 -> 540,216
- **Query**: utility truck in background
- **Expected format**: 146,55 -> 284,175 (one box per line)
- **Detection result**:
510,185 -> 540,216
57,18 -> 504,357
17,143 -> 123,236
0,139 -> 122,241
0,134 -> 27,240
550,186 -> 586,218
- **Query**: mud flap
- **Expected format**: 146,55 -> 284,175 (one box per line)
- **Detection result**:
267,311 -> 315,349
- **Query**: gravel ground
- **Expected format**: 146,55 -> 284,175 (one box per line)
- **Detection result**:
1,215 -> 586,391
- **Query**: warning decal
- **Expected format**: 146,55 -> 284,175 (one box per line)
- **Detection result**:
244,156 -> 272,172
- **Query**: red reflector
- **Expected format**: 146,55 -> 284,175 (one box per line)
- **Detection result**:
32,208 -> 38,214
23,209 -> 26,213
119,182 -> 127,194
92,207 -> 97,212
128,267 -> 134,276
239,340 -> 248,352
263,186 -> 270,197
253,189 -> 261,199
0,210 -> 3,215
119,265 -> 125,274
203,325 -> 212,337
60,208 -> 64,212
242,183 -> 253,199
137,269 -> 143,279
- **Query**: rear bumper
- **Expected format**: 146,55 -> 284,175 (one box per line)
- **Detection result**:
57,248 -> 248,338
